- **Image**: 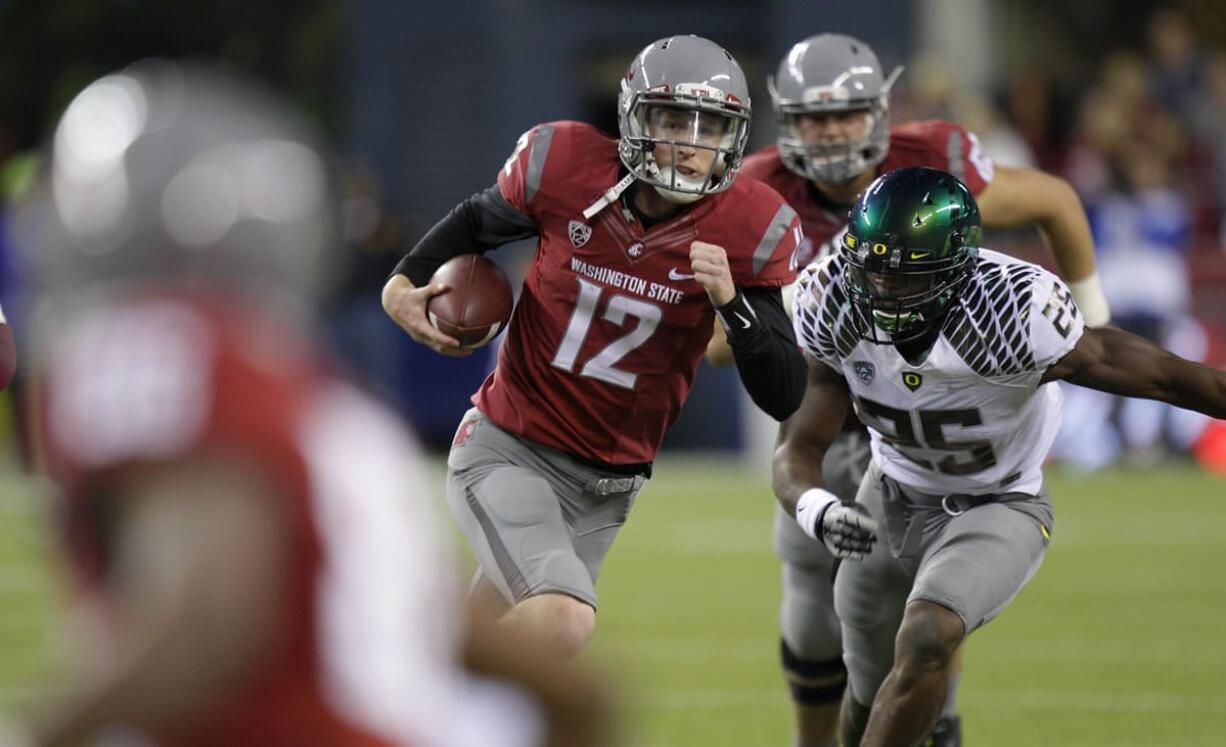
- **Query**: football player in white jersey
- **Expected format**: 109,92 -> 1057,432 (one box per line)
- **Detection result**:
774,166 -> 1226,747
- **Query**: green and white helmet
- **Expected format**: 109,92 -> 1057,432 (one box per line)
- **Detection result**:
769,33 -> 902,184
617,35 -> 751,204
841,167 -> 981,343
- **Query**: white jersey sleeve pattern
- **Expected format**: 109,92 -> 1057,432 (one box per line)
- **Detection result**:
792,256 -> 868,368
944,250 -> 1083,378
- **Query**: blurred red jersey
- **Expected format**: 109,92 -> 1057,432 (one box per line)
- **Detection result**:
743,120 -> 995,266
39,295 -> 454,747
483,120 -> 803,465
0,302 -> 14,390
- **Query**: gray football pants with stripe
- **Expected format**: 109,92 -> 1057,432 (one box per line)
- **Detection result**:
445,407 -> 645,609
835,461 -> 1053,705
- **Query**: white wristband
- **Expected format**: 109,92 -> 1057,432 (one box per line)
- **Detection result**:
795,487 -> 838,541
1067,272 -> 1110,327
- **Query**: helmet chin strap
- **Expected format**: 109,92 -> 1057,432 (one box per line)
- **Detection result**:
584,155 -> 712,217
582,172 -> 637,219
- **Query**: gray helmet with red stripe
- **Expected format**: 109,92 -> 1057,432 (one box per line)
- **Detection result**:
15,59 -> 338,308
768,34 -> 902,184
617,35 -> 751,204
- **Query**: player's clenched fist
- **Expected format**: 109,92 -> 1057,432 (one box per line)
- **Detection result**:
381,274 -> 472,357
689,240 -> 736,307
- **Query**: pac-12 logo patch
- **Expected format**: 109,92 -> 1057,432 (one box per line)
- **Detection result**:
568,220 -> 592,248
853,361 -> 875,385
452,416 -> 479,447
902,371 -> 923,391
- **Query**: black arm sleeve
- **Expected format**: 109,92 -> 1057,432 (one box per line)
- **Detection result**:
390,184 -> 539,286
714,286 -> 807,421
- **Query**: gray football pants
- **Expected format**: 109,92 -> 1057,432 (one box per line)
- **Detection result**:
835,461 -> 1054,705
773,429 -> 873,662
445,407 -> 645,609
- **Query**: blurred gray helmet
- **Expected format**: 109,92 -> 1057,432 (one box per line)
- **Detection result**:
768,34 -> 903,183
13,59 -> 337,309
617,35 -> 751,204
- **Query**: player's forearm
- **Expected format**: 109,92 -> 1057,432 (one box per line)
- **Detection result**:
1034,179 -> 1097,282
704,321 -> 735,366
1034,181 -> 1111,325
772,442 -> 828,517
727,333 -> 806,420
1068,329 -> 1226,418
718,288 -> 806,420
1165,358 -> 1226,419
390,184 -> 537,286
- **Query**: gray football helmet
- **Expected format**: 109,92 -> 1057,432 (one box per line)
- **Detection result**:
768,34 -> 902,183
14,59 -> 337,308
617,35 -> 751,204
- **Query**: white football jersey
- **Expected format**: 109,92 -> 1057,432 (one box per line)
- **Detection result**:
793,249 -> 1084,495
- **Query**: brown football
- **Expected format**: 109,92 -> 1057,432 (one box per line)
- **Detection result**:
427,254 -> 514,348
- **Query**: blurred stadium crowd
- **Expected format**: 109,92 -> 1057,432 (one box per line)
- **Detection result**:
897,8 -> 1226,470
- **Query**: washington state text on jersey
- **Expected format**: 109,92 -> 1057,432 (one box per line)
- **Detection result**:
569,256 -> 685,305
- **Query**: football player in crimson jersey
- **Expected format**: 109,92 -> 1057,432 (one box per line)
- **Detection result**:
383,35 -> 807,658
0,300 -> 14,390
705,34 -> 1115,747
6,61 -> 612,747
776,166 -> 1226,747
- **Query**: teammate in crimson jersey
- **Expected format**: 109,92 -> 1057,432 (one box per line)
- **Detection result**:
7,61 -> 612,747
706,34 -> 1115,747
0,300 -> 14,390
383,36 -> 807,658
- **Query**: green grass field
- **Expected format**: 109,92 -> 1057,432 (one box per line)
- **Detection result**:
1,459 -> 1224,745
592,459 -> 1226,746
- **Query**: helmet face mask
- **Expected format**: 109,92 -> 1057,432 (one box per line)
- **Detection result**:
618,36 -> 751,203
843,251 -> 975,343
774,102 -> 886,184
839,167 -> 982,345
769,33 -> 900,184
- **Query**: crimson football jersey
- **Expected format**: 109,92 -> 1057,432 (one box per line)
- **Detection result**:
0,305 -> 13,391
482,120 -> 802,465
742,120 -> 995,265
39,295 -> 456,747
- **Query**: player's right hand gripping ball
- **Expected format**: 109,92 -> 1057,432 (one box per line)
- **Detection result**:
817,502 -> 878,560
427,255 -> 514,348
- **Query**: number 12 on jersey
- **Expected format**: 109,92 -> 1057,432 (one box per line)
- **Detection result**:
551,277 -> 662,389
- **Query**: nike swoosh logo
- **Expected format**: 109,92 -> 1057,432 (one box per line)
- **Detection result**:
909,251 -> 931,260
733,312 -> 752,330
668,268 -> 697,281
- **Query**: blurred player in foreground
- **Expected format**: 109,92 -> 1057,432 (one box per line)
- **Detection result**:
708,33 -> 1112,747
774,166 -> 1226,747
0,300 -> 14,390
383,36 -> 806,658
4,60 -> 611,747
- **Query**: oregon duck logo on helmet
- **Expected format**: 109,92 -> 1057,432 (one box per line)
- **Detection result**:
840,166 -> 981,344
